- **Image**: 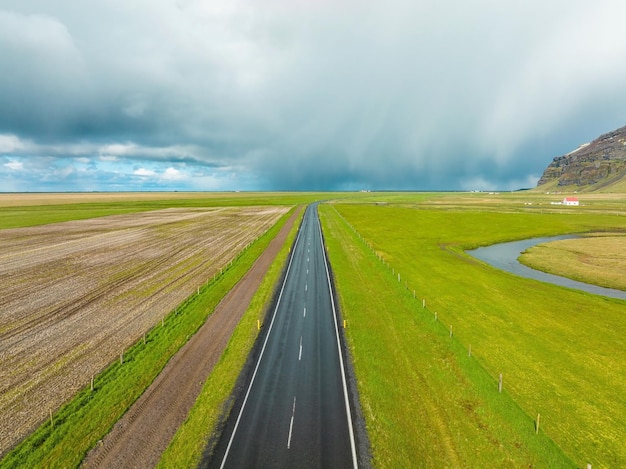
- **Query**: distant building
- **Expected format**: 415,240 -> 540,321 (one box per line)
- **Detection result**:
563,196 -> 579,206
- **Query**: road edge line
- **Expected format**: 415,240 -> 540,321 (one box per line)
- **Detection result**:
316,204 -> 359,469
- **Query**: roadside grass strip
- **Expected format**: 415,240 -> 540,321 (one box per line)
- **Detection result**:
157,208 -> 303,468
324,203 -> 626,468
0,208 -> 295,469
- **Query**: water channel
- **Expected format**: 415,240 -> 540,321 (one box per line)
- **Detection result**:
466,235 -> 626,301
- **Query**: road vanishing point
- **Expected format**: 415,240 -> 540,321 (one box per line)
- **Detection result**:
207,204 -> 359,468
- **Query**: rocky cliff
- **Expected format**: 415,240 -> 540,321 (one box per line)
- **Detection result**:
537,125 -> 626,189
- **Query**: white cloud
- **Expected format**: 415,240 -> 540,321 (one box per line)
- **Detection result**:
162,167 -> 184,180
133,168 -> 157,177
4,160 -> 23,170
131,165 -> 190,183
0,134 -> 27,153
99,155 -> 119,162
99,144 -> 137,157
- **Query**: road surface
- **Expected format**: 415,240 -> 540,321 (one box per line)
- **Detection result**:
207,204 -> 358,468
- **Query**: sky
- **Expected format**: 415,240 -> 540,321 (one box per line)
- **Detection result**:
1,0 -> 626,192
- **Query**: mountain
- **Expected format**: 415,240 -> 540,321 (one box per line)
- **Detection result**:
536,125 -> 626,192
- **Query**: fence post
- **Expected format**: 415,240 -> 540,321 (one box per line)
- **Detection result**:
536,413 -> 540,434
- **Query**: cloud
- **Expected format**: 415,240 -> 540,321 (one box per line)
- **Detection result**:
4,160 -> 23,171
479,1 -> 626,158
1,1 -> 626,191
132,166 -> 186,181
0,10 -> 91,136
133,168 -> 157,177
162,167 -> 183,180
0,134 -> 27,153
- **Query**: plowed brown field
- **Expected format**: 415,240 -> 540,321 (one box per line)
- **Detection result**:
0,206 -> 288,456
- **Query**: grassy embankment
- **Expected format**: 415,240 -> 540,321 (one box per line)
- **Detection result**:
0,207 -> 297,469
520,233 -> 626,291
157,207 -> 304,467
321,201 -> 626,468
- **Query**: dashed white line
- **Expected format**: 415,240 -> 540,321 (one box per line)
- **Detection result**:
299,336 -> 303,361
305,284 -> 307,292
287,415 -> 294,449
287,396 -> 296,449
303,307 -> 306,318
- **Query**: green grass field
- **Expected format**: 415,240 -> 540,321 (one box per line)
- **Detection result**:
520,233 -> 626,291
321,200 -> 626,468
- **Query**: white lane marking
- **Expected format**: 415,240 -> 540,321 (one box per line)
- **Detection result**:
307,268 -> 309,275
219,207 -> 308,469
305,284 -> 307,292
307,257 -> 309,263
287,396 -> 296,449
303,307 -> 306,318
316,208 -> 359,469
299,336 -> 303,361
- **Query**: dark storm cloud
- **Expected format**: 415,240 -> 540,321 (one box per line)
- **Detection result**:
1,0 -> 626,191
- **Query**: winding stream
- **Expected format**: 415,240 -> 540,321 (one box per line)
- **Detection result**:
467,235 -> 626,300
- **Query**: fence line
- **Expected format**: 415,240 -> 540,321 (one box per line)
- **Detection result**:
328,204 -> 547,437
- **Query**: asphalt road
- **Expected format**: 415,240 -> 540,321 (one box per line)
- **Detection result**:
207,204 -> 358,468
